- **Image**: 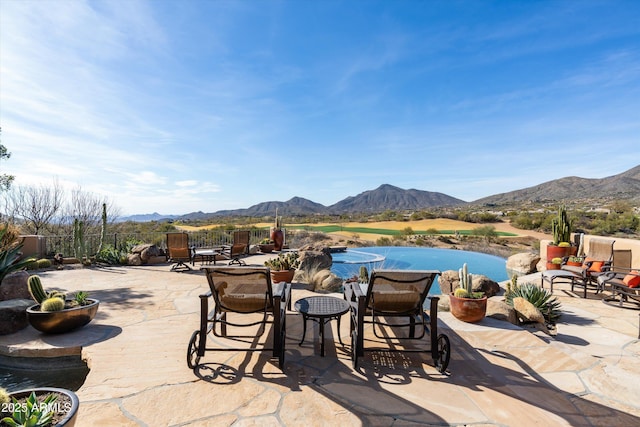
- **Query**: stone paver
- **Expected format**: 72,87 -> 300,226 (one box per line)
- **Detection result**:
1,262 -> 640,426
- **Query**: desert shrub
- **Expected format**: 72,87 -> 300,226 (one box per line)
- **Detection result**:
505,279 -> 562,324
96,244 -> 125,265
0,223 -> 21,252
376,237 -> 392,246
471,225 -> 498,242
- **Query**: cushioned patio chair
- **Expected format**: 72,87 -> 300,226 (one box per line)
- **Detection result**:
344,269 -> 450,373
598,249 -> 640,309
541,237 -> 615,297
187,266 -> 290,369
166,232 -> 192,272
220,231 -> 250,265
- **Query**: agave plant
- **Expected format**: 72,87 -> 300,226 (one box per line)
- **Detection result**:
505,280 -> 562,324
0,225 -> 36,285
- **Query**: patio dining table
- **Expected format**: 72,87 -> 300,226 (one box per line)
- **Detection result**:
191,247 -> 224,266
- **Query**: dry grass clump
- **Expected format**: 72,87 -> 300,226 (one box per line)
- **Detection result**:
0,223 -> 21,252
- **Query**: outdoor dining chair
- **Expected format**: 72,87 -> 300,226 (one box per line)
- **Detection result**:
166,232 -> 192,272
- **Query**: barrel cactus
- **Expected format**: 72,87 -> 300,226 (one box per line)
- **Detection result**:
28,275 -> 48,303
41,297 -> 65,312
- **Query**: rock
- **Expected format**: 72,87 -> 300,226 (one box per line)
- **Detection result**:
438,270 -> 500,298
0,299 -> 33,335
507,252 -> 541,275
474,275 -> 501,298
127,253 -> 143,266
437,294 -> 451,312
298,244 -> 333,255
0,271 -> 30,301
298,250 -> 333,272
486,298 -> 518,324
132,244 -> 161,264
438,270 -> 459,295
512,297 -> 544,324
318,272 -> 343,292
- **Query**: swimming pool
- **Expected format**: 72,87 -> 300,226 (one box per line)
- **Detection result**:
331,246 -> 508,293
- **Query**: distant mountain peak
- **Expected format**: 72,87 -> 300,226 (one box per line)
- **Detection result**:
118,165 -> 640,222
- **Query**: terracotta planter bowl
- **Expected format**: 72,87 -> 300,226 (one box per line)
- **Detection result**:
259,244 -> 275,253
449,294 -> 487,323
270,269 -> 295,284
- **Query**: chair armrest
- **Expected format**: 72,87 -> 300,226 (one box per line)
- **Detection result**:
273,281 -> 291,301
199,290 -> 212,299
343,282 -> 366,303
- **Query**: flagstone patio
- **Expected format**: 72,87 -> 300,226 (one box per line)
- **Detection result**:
1,258 -> 639,426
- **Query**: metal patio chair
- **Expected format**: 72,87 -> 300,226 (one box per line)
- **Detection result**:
187,266 -> 290,369
344,269 -> 450,373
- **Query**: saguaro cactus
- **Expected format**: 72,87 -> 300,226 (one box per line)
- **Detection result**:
551,205 -> 572,245
97,203 -> 107,254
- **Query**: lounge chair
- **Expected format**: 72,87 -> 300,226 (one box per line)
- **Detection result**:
600,269 -> 640,310
598,249 -> 640,309
166,232 -> 192,272
187,266 -> 290,369
541,237 -> 614,297
220,231 -> 250,265
344,269 -> 450,373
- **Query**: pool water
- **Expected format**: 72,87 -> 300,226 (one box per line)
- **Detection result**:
0,355 -> 89,392
331,246 -> 508,294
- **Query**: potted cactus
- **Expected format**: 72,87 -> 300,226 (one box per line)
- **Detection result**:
449,263 -> 487,323
25,275 -> 99,334
264,252 -> 300,283
258,238 -> 275,253
270,208 -> 285,251
546,205 -> 576,262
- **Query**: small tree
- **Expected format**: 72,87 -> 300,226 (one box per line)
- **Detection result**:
5,180 -> 63,235
471,225 -> 498,243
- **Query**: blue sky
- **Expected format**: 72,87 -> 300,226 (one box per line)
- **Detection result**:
1,1 -> 639,216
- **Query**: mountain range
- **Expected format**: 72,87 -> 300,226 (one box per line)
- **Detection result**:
121,165 -> 640,222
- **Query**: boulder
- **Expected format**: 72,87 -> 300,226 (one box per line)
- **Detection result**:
298,250 -> 333,272
507,252 -> 541,275
474,275 -> 501,298
131,244 -> 161,264
438,270 -> 500,298
512,297 -> 544,324
0,271 -> 30,301
127,253 -> 143,266
437,294 -> 451,312
317,272 -> 343,293
438,270 -> 459,295
486,299 -> 518,324
0,299 -> 33,335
